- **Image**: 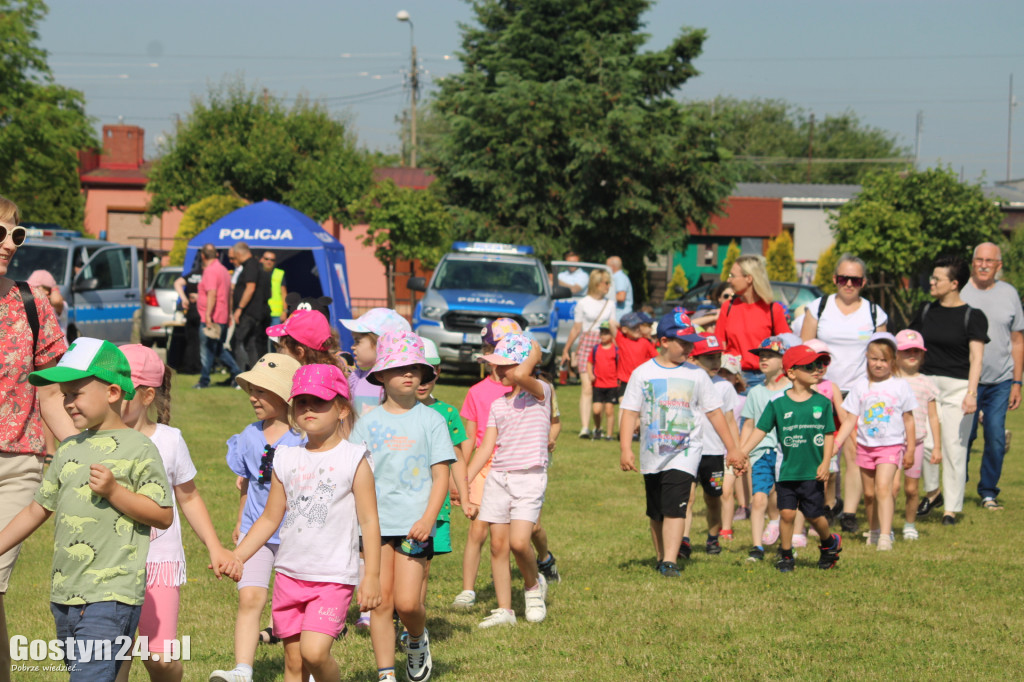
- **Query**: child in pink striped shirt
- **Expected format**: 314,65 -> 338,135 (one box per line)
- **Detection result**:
467,333 -> 551,629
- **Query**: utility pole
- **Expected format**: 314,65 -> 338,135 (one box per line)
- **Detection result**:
1008,74 -> 1016,182
914,111 -> 924,169
397,10 -> 418,168
806,113 -> 815,183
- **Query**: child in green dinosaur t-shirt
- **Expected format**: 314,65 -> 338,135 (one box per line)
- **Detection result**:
0,338 -> 173,681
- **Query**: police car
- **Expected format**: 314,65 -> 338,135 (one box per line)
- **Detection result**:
409,242 -> 572,372
8,227 -> 144,344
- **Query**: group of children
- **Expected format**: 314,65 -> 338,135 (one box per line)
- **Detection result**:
0,294 -> 948,681
617,306 -> 942,576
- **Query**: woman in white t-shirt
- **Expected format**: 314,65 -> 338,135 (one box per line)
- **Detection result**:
801,253 -> 887,534
561,269 -> 617,438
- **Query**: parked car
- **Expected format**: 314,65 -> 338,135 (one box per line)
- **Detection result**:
409,242 -> 572,373
8,227 -> 145,344
141,266 -> 183,347
655,280 -> 825,321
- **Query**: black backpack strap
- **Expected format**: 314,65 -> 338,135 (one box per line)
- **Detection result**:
770,302 -> 776,335
17,282 -> 40,352
817,294 -> 829,321
964,306 -> 971,334
869,301 -> 877,329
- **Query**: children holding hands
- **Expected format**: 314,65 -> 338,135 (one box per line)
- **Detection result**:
733,344 -> 843,573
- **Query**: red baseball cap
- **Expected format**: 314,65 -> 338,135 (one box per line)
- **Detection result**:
783,345 -> 830,371
690,333 -> 724,357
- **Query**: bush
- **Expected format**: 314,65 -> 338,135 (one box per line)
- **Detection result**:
766,231 -> 797,282
667,264 -> 689,298
814,244 -> 838,295
720,240 -> 741,281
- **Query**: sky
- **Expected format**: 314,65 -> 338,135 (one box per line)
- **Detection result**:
37,0 -> 1024,185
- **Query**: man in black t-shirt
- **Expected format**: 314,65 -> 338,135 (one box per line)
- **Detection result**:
229,242 -> 270,372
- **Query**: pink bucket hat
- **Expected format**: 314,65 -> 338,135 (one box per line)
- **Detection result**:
895,329 -> 927,352
480,333 -> 533,366
803,338 -> 832,356
339,308 -> 411,336
119,344 -> 165,388
368,330 -> 438,386
290,364 -> 350,401
482,317 -> 522,346
266,310 -> 331,351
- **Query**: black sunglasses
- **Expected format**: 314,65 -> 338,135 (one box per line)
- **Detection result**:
0,225 -> 27,247
258,444 -> 276,484
793,358 -> 830,372
835,275 -> 865,288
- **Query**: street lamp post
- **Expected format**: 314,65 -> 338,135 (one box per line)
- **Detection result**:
397,10 -> 418,168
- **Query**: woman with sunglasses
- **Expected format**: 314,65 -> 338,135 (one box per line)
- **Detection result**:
715,255 -> 790,390
0,196 -> 75,681
801,254 -> 888,531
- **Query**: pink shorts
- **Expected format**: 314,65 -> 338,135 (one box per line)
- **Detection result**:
856,443 -> 905,471
237,534 -> 278,590
478,467 -> 547,525
138,584 -> 179,652
271,573 -> 354,639
904,440 -> 924,479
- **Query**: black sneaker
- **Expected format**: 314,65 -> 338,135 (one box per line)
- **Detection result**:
747,547 -> 765,562
776,554 -> 795,573
839,513 -> 858,534
705,538 -> 722,555
537,553 -> 561,583
817,533 -> 843,570
658,561 -> 681,578
679,540 -> 692,561
917,492 -> 944,517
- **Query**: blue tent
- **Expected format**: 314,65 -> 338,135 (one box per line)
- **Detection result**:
184,201 -> 353,345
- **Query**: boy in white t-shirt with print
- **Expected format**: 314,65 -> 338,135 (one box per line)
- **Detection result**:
618,310 -> 743,578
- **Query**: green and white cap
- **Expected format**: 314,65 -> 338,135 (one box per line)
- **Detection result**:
29,337 -> 136,400
420,337 -> 441,366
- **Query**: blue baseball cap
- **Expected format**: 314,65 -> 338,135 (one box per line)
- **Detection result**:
620,311 -> 653,328
656,308 -> 704,343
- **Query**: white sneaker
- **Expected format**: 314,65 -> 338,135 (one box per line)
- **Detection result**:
405,628 -> 432,682
210,669 -> 252,682
356,612 -> 371,629
877,535 -> 894,551
866,530 -> 880,546
524,574 -> 547,623
450,589 -> 476,610
903,526 -> 919,541
479,608 -> 516,628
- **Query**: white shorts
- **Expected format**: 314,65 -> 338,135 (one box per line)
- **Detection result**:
236,533 -> 279,590
478,467 -> 547,525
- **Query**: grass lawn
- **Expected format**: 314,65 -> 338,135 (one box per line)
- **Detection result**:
8,371 -> 1024,680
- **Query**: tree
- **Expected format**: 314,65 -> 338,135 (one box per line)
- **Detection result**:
168,195 -> 247,266
145,79 -> 373,221
346,179 -> 452,308
429,0 -> 734,297
832,166 -> 1003,326
766,231 -> 797,282
0,0 -> 98,228
814,243 -> 838,295
998,230 -> 1024,295
685,97 -> 911,184
720,240 -> 741,281
666,264 -> 689,299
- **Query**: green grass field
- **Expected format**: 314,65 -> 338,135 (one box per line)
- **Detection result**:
8,372 -> 1024,681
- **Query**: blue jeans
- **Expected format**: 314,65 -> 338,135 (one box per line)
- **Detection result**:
199,322 -> 241,387
967,379 -> 1012,500
50,601 -> 142,681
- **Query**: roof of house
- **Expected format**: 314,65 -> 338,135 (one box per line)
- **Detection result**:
734,182 -> 860,204
80,162 -> 152,187
373,167 -> 436,190
984,183 -> 1024,207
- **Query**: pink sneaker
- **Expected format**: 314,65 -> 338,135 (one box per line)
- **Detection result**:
762,523 -> 780,545
792,533 -> 808,548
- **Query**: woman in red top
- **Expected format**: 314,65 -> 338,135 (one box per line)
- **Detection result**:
714,255 -> 790,389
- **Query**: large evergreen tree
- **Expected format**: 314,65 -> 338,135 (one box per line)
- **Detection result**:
428,0 -> 734,299
0,0 -> 97,228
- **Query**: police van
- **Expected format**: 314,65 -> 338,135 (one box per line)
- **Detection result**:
409,242 -> 572,372
8,228 -> 144,344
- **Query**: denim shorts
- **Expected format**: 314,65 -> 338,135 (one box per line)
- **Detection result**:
751,450 -> 780,496
50,600 -> 142,681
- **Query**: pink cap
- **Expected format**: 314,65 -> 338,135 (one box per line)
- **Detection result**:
803,338 -> 832,355
27,270 -> 58,290
895,329 -> 927,352
290,364 -> 350,401
266,310 -> 331,351
119,344 -> 165,388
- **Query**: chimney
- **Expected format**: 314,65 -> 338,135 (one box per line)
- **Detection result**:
99,125 -> 145,170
